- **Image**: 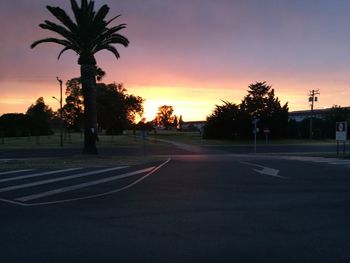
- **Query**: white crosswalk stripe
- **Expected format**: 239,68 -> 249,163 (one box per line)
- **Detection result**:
0,159 -> 170,206
17,166 -> 155,202
0,168 -> 82,183
0,166 -> 128,193
0,169 -> 35,176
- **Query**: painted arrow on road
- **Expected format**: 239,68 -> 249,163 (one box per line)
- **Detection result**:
241,162 -> 287,179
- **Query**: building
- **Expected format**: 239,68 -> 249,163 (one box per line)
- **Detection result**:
289,107 -> 350,122
182,121 -> 206,130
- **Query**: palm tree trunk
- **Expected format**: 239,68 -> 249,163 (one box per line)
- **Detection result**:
81,63 -> 98,154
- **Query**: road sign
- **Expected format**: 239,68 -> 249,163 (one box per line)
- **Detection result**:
263,129 -> 270,134
336,121 -> 347,141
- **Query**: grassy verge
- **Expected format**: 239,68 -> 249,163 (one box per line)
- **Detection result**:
0,132 -> 168,149
0,133 -> 172,170
151,130 -> 337,146
0,130 -> 339,148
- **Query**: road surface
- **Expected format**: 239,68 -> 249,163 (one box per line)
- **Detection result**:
0,148 -> 349,262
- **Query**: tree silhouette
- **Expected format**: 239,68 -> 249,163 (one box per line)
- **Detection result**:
31,0 -> 129,154
178,115 -> 184,131
240,81 -> 289,138
0,114 -> 31,137
63,78 -> 84,132
204,101 -> 242,139
96,83 -> 144,134
155,105 -> 175,130
204,82 -> 289,139
26,97 -> 53,136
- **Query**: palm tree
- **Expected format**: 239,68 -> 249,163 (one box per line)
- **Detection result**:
31,0 -> 129,154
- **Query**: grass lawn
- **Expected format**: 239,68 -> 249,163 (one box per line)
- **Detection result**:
0,130 -> 339,149
0,132 -> 171,169
0,132 -> 166,149
150,130 -> 338,146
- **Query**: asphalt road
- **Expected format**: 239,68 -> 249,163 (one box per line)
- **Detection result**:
1,150 -> 350,262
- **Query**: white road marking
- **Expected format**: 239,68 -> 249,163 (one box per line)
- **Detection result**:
0,198 -> 27,206
6,158 -> 171,206
241,161 -> 286,179
0,169 -> 35,176
0,166 -> 128,193
329,161 -> 350,165
17,166 -> 156,202
0,168 -> 82,183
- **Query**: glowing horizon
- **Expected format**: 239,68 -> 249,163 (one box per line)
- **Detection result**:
1,0 -> 350,121
1,80 -> 348,122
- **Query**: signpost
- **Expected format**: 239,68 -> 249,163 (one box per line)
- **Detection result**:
336,121 -> 347,156
252,119 -> 259,153
263,128 -> 270,145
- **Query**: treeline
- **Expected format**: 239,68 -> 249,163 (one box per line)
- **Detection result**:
0,78 -> 144,137
63,78 -> 143,134
204,82 -> 289,139
204,81 -> 350,140
0,98 -> 53,137
288,106 -> 350,139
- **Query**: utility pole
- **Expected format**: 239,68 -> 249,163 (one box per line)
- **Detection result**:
56,77 -> 63,147
308,89 -> 320,139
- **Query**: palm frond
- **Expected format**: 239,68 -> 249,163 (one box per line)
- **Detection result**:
57,46 -> 74,59
46,6 -> 77,33
32,0 -> 129,62
31,38 -> 75,50
92,24 -> 127,45
93,4 -> 109,25
70,0 -> 80,24
101,34 -> 129,47
94,45 -> 120,59
40,20 -> 78,45
87,0 -> 95,21
106,14 -> 121,26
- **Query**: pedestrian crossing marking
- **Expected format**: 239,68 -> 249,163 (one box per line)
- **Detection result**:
0,169 -> 35,176
0,168 -> 82,183
17,166 -> 155,202
0,166 -> 128,193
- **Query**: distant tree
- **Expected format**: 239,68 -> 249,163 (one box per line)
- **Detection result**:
62,66 -> 107,131
26,97 -> 53,135
177,115 -> 184,131
240,81 -> 289,139
204,101 -> 242,139
204,82 -> 289,139
287,106 -> 350,139
31,0 -> 129,154
324,105 -> 350,138
0,113 -> 31,137
155,105 -> 175,129
173,115 -> 178,128
134,118 -> 154,132
96,83 -> 144,134
62,78 -> 84,132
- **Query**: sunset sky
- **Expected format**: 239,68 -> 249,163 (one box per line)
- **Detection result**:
1,0 -> 350,121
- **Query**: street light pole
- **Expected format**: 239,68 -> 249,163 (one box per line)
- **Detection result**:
56,77 -> 63,147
